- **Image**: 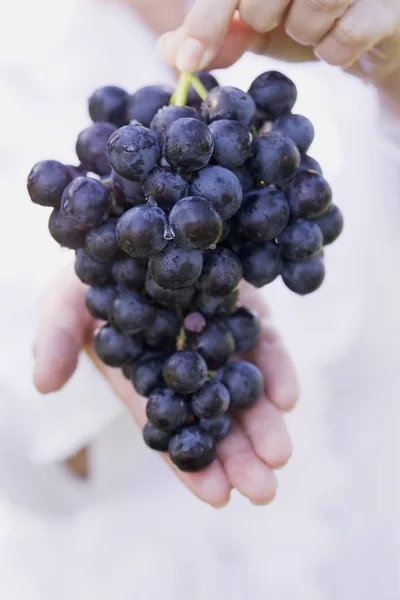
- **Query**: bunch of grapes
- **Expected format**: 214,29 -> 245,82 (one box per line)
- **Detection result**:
27,70 -> 343,472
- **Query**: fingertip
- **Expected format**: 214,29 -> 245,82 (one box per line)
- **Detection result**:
157,30 -> 181,66
33,329 -> 80,394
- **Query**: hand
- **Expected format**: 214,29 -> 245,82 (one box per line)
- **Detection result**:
33,264 -> 299,508
157,0 -> 400,84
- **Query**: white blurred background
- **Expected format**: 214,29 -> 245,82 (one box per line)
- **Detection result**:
0,0 -> 399,598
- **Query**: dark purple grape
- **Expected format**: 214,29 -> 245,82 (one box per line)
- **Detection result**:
282,254 -> 325,295
149,242 -> 203,290
201,86 -> 256,126
189,165 -> 243,220
76,122 -> 117,175
278,218 -> 323,261
248,71 -> 297,118
145,272 -> 195,310
187,71 -> 219,108
192,381 -> 230,419
313,205 -> 343,245
111,255 -> 146,290
143,422 -> 171,452
169,196 -> 222,250
285,170 -> 332,218
143,308 -> 181,348
194,289 -> 239,318
107,124 -> 160,182
48,209 -> 86,249
236,187 -> 290,242
61,177 -> 111,230
248,133 -> 300,185
188,320 -> 235,369
94,324 -> 142,367
146,388 -> 191,432
221,361 -> 263,409
239,242 -> 282,288
231,166 -> 254,193
85,218 -> 119,262
272,114 -> 315,153
199,415 -> 231,441
116,205 -> 168,258
162,118 -> 214,172
27,160 -> 72,208
163,351 -> 208,394
150,105 -> 200,140
208,119 -> 252,168
132,358 -> 165,397
126,85 -> 173,128
197,248 -> 242,297
111,170 -> 145,207
88,85 -> 128,127
74,249 -> 111,285
143,167 -> 189,207
85,284 -> 117,320
110,289 -> 154,335
299,155 -> 323,175
225,307 -> 261,353
168,425 -> 216,472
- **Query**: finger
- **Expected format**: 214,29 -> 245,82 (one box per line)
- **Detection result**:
87,347 -> 232,508
354,28 -> 400,82
244,321 -> 300,412
33,265 -> 94,394
235,397 -> 292,468
217,420 -> 278,505
157,0 -> 238,72
285,0 -> 353,46
315,0 -> 397,67
239,0 -> 290,34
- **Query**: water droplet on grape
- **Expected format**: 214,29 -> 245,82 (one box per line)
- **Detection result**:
164,223 -> 175,240
209,244 -> 216,250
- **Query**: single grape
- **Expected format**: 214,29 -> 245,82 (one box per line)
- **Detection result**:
199,414 -> 231,441
145,272 -> 195,310
132,358 -> 165,397
239,242 -> 282,288
111,170 -> 145,207
162,118 -> 214,172
201,86 -> 256,126
272,114 -> 314,154
94,324 -> 142,367
111,255 -> 146,290
150,105 -> 200,140
197,248 -> 242,297
143,167 -> 189,207
48,209 -> 86,249
282,254 -> 325,295
146,388 -> 191,432
126,84 -> 173,128
187,71 -> 219,108
188,320 -> 235,369
225,307 -> 261,353
208,119 -> 252,169
221,361 -> 263,409
299,155 -> 323,175
313,205 -> 344,245
192,381 -> 230,419
110,289 -> 154,335
88,85 -> 128,127
149,242 -> 203,289
75,122 -> 116,175
248,71 -> 297,118
116,205 -> 168,258
285,170 -> 332,218
143,308 -> 181,348
194,289 -> 239,318
27,160 -> 72,208
236,187 -> 290,242
74,249 -> 111,285
61,176 -> 111,230
85,284 -> 117,320
169,196 -> 222,250
278,218 -> 323,261
168,425 -> 216,472
163,351 -> 208,394
231,166 -> 254,193
189,165 -> 243,220
143,422 -> 171,452
85,218 -> 119,262
107,124 -> 160,182
248,133 -> 300,185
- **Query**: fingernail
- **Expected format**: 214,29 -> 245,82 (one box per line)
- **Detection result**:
175,37 -> 204,72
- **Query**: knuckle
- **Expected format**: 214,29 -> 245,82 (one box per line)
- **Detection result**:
306,0 -> 348,14
331,21 -> 370,47
239,2 -> 280,33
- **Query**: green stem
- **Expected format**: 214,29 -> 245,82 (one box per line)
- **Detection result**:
170,72 -> 193,107
189,74 -> 209,101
